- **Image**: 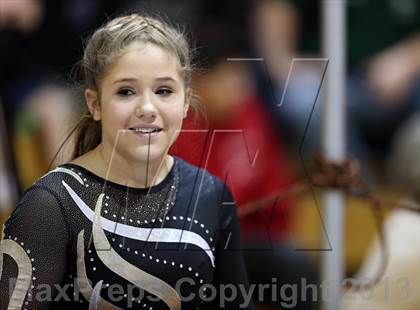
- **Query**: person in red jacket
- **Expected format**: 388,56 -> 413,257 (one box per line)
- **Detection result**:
171,24 -> 317,308
171,84 -> 294,240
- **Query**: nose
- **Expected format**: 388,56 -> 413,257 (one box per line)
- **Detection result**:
135,95 -> 157,120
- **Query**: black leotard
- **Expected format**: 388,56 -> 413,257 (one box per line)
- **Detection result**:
0,157 -> 251,309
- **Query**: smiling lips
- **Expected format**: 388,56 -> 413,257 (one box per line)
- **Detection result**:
128,125 -> 163,139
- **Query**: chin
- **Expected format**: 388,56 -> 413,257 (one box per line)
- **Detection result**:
129,145 -> 167,164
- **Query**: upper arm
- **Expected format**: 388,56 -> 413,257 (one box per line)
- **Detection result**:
203,184 -> 253,309
0,186 -> 69,310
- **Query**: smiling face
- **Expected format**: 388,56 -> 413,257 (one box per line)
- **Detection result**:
85,42 -> 189,165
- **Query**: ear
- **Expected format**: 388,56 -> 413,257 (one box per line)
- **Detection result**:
183,88 -> 192,119
85,89 -> 101,121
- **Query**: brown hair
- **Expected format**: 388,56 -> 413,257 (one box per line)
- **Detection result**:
70,14 -> 196,159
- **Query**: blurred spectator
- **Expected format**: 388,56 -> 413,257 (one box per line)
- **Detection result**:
344,0 -> 420,173
249,0 -> 326,163
347,33 -> 420,165
295,0 -> 419,174
171,22 -> 317,309
0,0 -> 117,189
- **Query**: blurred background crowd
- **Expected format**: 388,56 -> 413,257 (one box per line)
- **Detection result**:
0,0 -> 419,309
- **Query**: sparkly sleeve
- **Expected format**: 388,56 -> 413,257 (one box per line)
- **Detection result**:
0,186 -> 69,310
203,185 -> 254,310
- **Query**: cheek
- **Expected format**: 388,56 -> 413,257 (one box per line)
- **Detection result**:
164,104 -> 185,128
100,104 -> 133,142
103,103 -> 131,127
163,106 -> 186,144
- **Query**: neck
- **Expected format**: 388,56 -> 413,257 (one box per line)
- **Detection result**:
91,143 -> 173,188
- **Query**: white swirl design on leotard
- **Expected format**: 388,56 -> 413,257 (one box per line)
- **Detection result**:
0,239 -> 32,310
45,167 -> 85,185
63,180 -> 215,267
76,230 -> 122,309
92,193 -> 182,310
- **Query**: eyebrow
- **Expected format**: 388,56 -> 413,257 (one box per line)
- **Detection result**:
112,77 -> 178,84
155,77 -> 177,82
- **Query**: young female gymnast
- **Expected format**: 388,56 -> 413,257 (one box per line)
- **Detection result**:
0,14 -> 250,309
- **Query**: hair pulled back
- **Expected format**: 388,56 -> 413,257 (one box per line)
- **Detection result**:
72,14 -> 193,159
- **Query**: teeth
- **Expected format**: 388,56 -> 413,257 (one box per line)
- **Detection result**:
133,128 -> 160,133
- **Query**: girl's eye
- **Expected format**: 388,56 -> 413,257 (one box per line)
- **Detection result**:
156,88 -> 173,96
117,88 -> 135,97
